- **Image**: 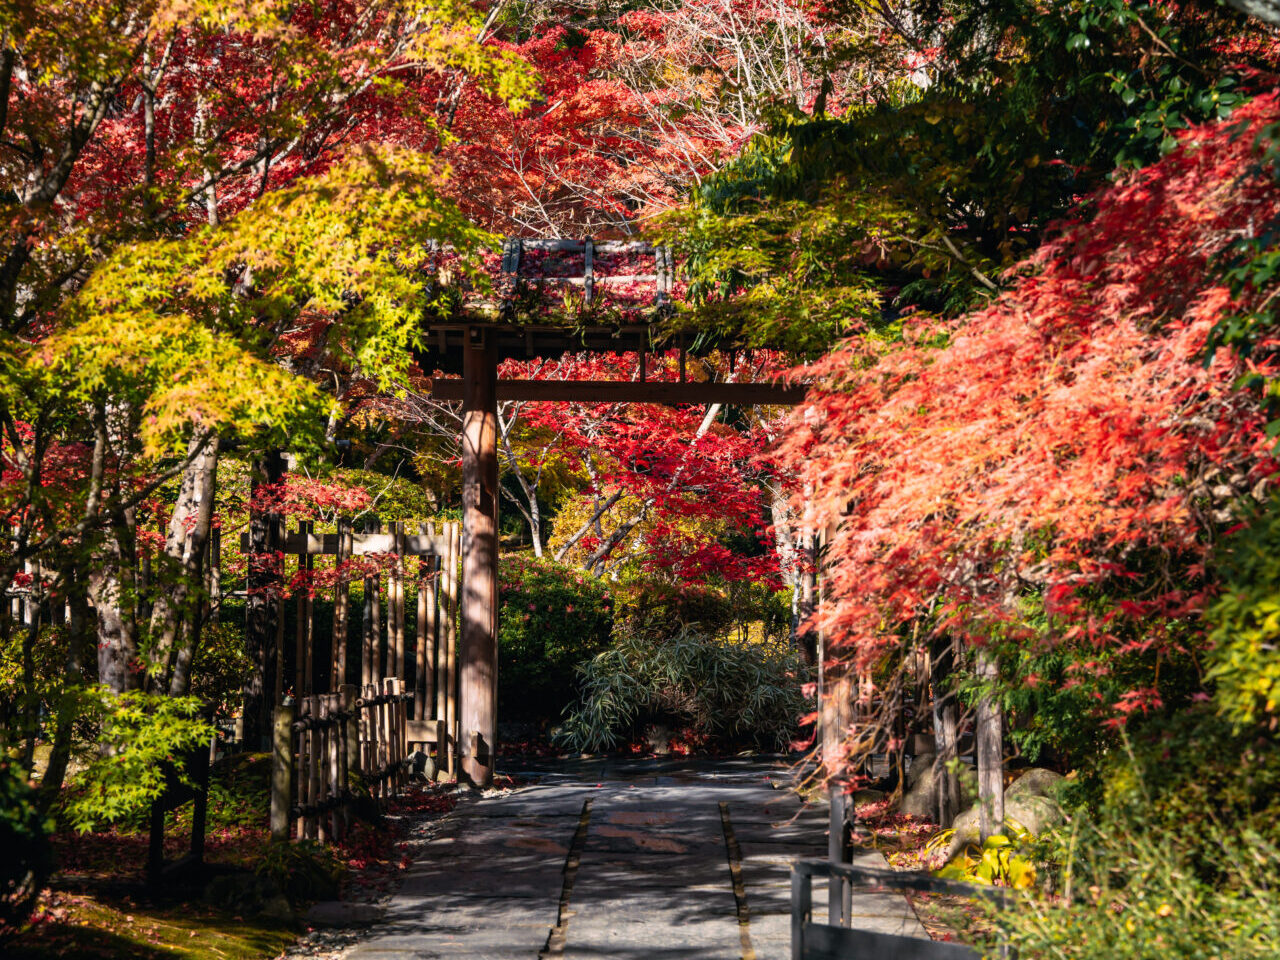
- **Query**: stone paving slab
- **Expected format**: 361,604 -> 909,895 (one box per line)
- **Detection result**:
344,760 -> 933,960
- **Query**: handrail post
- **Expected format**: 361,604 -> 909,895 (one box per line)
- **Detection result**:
791,862 -> 811,960
828,780 -> 851,926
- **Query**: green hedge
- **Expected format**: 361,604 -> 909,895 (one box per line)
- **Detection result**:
498,556 -> 613,722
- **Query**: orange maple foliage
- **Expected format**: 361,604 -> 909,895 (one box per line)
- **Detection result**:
779,92 -> 1280,701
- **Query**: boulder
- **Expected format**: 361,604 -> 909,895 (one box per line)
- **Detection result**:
257,894 -> 295,924
1004,794 -> 1064,836
944,805 -> 983,861
645,724 -> 672,756
1006,767 -> 1065,801
896,754 -> 977,819
896,752 -> 937,818
942,788 -> 1067,862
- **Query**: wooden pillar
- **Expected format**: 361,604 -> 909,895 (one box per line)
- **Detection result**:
459,329 -> 499,788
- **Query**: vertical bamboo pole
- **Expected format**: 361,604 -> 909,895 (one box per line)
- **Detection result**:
296,698 -> 309,840
417,522 -> 435,723
371,519 -> 383,681
444,522 -> 460,777
333,519 -> 352,689
392,677 -> 404,792
362,518 -> 377,686
307,696 -> 321,840
316,697 -> 329,843
433,531 -> 446,734
327,694 -> 341,839
393,522 -> 405,682
339,684 -> 356,834
397,679 -> 407,791
363,683 -> 375,800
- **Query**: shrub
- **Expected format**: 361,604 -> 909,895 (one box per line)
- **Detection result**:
256,839 -> 346,904
60,691 -> 214,833
988,708 -> 1280,959
611,577 -> 735,640
557,627 -> 808,753
498,556 -> 613,721
0,760 -> 52,941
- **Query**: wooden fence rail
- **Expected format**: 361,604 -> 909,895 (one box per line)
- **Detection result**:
270,677 -> 413,842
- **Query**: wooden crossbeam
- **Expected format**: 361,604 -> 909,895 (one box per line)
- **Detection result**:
429,378 -> 806,405
519,239 -> 653,254
238,531 -> 448,556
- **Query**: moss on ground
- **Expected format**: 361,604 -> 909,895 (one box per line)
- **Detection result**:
8,892 -> 297,959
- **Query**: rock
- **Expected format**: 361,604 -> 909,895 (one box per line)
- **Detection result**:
910,733 -> 936,756
896,752 -> 937,818
304,901 -> 385,927
895,754 -> 976,819
1004,795 -> 1064,836
406,749 -> 428,776
942,789 -> 1066,862
907,752 -> 936,787
406,749 -> 439,781
1006,767 -> 1065,801
944,805 -> 984,861
258,893 -> 295,924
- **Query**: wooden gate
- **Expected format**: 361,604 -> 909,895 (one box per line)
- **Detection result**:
255,517 -> 462,776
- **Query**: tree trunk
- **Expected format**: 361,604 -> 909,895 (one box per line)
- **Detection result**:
167,441 -> 219,696
243,450 -> 285,748
976,649 -> 1004,841
795,528 -> 818,666
149,432 -> 219,694
931,635 -> 962,827
91,509 -> 141,694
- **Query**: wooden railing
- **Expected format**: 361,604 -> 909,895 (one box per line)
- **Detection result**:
790,859 -> 1010,960
269,678 -> 413,842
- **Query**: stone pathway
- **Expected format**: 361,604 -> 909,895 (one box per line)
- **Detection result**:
345,759 -> 928,960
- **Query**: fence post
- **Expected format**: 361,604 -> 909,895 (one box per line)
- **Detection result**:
270,700 -> 294,841
341,684 -> 359,776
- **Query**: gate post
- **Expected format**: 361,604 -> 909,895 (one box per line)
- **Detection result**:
459,327 -> 499,787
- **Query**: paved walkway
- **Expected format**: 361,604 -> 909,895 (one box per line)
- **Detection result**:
347,759 -> 928,960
